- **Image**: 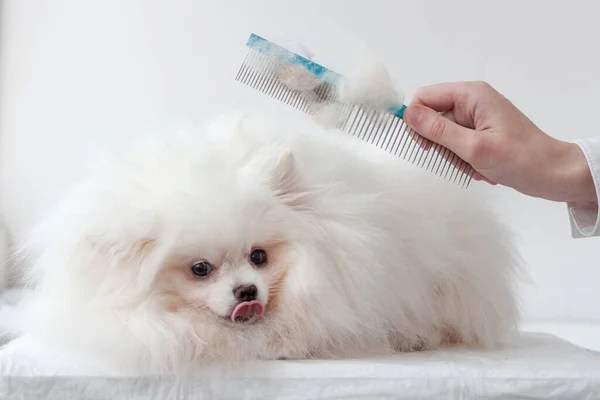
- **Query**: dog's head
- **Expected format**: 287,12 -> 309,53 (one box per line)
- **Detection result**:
152,150 -> 302,325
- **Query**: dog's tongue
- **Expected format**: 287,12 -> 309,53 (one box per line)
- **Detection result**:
231,300 -> 264,322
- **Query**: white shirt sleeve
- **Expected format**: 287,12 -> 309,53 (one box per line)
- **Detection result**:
567,137 -> 600,238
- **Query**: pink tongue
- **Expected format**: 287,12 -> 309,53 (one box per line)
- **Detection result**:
231,300 -> 265,322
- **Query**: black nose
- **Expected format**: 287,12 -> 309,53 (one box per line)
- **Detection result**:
233,284 -> 258,302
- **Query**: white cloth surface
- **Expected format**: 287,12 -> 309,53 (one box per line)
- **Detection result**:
569,137 -> 600,238
0,332 -> 599,399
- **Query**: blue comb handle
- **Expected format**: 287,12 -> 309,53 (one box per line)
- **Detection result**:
247,34 -> 339,80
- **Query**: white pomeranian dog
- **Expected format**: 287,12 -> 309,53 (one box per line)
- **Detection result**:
10,113 -> 521,375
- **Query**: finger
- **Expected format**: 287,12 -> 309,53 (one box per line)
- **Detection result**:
404,104 -> 476,162
417,110 -> 457,151
409,82 -> 466,112
410,123 -> 495,185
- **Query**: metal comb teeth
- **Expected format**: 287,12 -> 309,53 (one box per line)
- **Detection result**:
235,43 -> 476,188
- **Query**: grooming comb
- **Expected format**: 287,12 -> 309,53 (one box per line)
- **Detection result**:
235,33 -> 475,188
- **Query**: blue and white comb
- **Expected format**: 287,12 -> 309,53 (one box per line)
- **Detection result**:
235,33 -> 475,188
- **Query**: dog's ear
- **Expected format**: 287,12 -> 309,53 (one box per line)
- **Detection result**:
271,151 -> 296,194
84,235 -> 164,299
270,151 -> 308,209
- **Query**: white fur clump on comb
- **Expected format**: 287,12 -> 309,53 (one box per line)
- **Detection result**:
336,62 -> 404,110
316,62 -> 405,129
272,51 -> 405,130
284,39 -> 404,108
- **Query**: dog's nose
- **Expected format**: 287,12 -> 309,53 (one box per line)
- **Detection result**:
233,284 -> 258,302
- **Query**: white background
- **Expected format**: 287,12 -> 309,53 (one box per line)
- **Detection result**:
1,1 -> 599,346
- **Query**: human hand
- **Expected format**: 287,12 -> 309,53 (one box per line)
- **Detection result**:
404,81 -> 595,203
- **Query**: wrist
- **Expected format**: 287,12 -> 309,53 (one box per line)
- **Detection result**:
551,141 -> 596,203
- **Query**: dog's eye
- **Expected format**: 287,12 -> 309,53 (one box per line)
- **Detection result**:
249,249 -> 268,266
191,261 -> 213,277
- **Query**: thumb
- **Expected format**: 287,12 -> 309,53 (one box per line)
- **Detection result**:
404,104 -> 474,161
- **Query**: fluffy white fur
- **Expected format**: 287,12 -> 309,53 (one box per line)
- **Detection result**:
11,114 -> 521,375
